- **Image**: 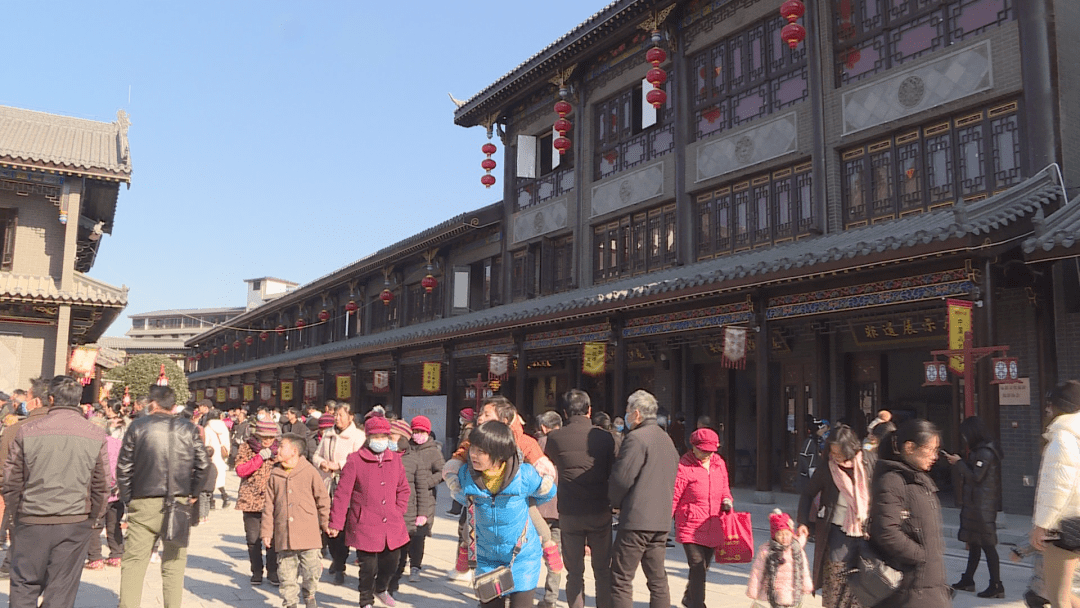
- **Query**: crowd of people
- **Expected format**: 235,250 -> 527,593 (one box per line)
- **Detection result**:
0,377 -> 1077,608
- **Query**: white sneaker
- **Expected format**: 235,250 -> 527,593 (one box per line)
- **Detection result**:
375,591 -> 396,607
408,567 -> 419,582
448,568 -> 473,582
149,552 -> 161,564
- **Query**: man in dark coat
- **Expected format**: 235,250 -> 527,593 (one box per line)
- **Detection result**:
545,389 -> 616,608
608,389 -> 679,608
2,376 -> 110,608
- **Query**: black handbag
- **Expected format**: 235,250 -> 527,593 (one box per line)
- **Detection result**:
469,497 -> 529,603
160,418 -> 194,546
846,539 -> 902,608
1053,517 -> 1080,553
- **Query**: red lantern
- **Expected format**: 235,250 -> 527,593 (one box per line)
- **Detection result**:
260,331 -> 269,341
554,118 -> 572,135
646,46 -> 667,67
214,346 -> 222,354
275,324 -> 286,335
481,141 -> 497,189
780,0 -> 805,23
318,309 -> 330,322
553,136 -> 572,154
245,335 -> 254,345
781,22 -> 806,49
646,88 -> 667,109
380,288 -> 394,305
295,319 -> 306,328
922,361 -> 950,386
233,340 -> 241,350
554,100 -> 572,117
646,67 -> 667,88
421,274 -> 437,294
345,300 -> 359,313
195,353 -> 202,361
843,48 -> 861,69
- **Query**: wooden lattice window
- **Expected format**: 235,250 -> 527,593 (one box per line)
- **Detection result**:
0,208 -> 16,271
842,100 -> 1021,228
834,0 -> 1015,87
592,203 -> 676,283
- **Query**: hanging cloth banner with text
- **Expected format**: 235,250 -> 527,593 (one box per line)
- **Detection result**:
373,371 -> 390,393
423,362 -> 442,394
721,326 -> 748,369
280,381 -> 293,402
488,354 -> 510,381
947,298 -> 973,375
216,388 -> 226,404
582,342 -> 607,377
260,383 -> 272,402
304,379 -> 318,399
243,384 -> 254,401
336,374 -> 351,400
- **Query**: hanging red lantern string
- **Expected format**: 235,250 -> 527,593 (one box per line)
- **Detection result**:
553,90 -> 572,155
345,300 -> 359,313
421,274 -> 437,294
645,32 -> 668,109
260,331 -> 269,341
318,309 -> 330,322
380,288 -> 394,306
481,142 -> 497,188
779,0 -> 807,50
246,335 -> 254,346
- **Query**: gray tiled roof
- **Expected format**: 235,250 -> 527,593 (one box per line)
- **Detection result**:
130,307 -> 246,319
188,167 -> 1062,380
1022,190 -> 1080,254
0,106 -> 132,179
0,271 -> 128,307
454,0 -> 649,127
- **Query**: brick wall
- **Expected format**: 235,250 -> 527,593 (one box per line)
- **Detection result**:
0,190 -> 66,279
995,287 -> 1044,514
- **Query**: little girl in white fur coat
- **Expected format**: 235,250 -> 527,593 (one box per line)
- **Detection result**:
747,509 -> 814,608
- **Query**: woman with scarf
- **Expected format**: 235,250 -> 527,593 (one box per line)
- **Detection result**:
235,420 -> 283,585
797,424 -> 874,608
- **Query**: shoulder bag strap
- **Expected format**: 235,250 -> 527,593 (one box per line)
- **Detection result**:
164,417 -> 175,510
507,514 -> 530,567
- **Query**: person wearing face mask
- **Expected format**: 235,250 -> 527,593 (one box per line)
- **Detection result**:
328,416 -> 410,608
389,416 -> 445,591
797,424 -> 874,608
870,419 -> 949,608
608,390 -> 680,608
312,403 -> 367,584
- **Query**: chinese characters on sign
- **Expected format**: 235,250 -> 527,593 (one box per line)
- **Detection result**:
488,354 -> 510,381
243,384 -> 254,401
999,378 -> 1030,405
852,315 -> 942,345
304,379 -> 318,399
335,375 -> 351,400
582,342 -> 607,377
215,388 -> 226,404
229,386 -> 239,401
373,371 -> 390,393
280,381 -> 293,402
947,299 -> 973,374
423,362 -> 441,393
260,383 -> 271,402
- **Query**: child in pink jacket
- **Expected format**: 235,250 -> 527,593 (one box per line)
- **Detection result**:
747,510 -> 813,608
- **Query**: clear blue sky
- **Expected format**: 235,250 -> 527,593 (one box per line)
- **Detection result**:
0,1 -> 600,336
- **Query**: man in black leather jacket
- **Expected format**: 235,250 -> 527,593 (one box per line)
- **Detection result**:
116,385 -> 209,608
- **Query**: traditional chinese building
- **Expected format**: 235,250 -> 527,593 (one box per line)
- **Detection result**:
188,0 -> 1080,513
0,106 -> 131,393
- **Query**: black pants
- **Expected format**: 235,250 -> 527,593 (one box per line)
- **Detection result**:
243,511 -> 277,577
357,547 -> 399,607
682,542 -> 713,608
88,501 -> 127,561
328,530 -> 350,573
561,511 -> 613,608
480,590 -> 533,608
10,519 -> 95,608
610,529 -> 669,608
964,542 -> 1001,583
388,526 -> 432,594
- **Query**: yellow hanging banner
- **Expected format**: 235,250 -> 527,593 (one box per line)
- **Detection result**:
422,362 -> 442,394
280,381 -> 293,402
243,384 -> 254,401
947,298 -> 973,374
215,388 -> 226,404
582,342 -> 607,377
336,374 -> 352,400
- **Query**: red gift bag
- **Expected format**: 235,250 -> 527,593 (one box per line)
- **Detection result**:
713,511 -> 754,564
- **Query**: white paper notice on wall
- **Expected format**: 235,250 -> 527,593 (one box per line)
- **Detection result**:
999,377 -> 1030,406
641,78 -> 658,129
517,134 -> 536,179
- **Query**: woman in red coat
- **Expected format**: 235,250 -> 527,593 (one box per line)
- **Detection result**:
328,416 -> 410,608
672,428 -> 734,608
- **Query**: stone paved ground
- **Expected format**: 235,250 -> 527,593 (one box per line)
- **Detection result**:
0,472 -> 1034,607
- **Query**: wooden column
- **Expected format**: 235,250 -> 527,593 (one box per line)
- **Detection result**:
391,352 -> 402,416
351,356 -> 362,411
515,333 -> 527,414
613,318 -> 627,416
446,350 -> 459,459
755,300 -> 774,503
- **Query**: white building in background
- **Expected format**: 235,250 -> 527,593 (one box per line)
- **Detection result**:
245,277 -> 298,311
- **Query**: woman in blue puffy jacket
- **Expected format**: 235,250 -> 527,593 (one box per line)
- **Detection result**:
453,420 -> 556,608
